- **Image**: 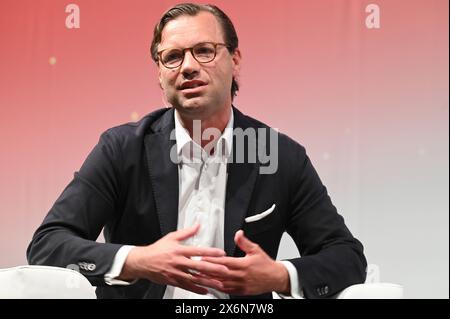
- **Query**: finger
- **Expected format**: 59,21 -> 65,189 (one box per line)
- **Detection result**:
221,280 -> 242,290
172,223 -> 200,241
180,282 -> 209,295
234,230 -> 258,254
190,274 -> 224,291
215,281 -> 246,295
201,256 -> 244,269
192,269 -> 242,281
182,258 -> 229,277
180,246 -> 226,257
177,272 -> 209,295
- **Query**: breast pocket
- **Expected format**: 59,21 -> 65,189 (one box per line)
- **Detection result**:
243,204 -> 277,236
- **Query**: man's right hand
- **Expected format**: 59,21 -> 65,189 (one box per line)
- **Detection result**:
118,223 -> 228,294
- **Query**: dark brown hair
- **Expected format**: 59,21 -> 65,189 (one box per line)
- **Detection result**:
150,3 -> 239,99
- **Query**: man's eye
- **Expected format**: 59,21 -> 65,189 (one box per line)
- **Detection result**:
195,46 -> 214,56
164,51 -> 183,63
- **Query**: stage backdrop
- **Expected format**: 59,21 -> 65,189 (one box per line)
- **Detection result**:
0,0 -> 448,298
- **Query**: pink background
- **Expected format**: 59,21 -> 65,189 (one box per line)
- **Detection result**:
0,0 -> 448,297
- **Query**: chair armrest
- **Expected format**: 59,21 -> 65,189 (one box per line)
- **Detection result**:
0,265 -> 97,299
335,283 -> 404,299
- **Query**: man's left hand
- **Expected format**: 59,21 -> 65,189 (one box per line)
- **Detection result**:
198,230 -> 291,296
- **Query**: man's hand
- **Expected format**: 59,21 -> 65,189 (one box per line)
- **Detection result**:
119,223 -> 228,294
199,230 -> 291,296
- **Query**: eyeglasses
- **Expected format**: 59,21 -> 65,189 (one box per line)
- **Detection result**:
157,42 -> 229,69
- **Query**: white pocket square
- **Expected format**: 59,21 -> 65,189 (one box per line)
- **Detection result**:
245,204 -> 276,223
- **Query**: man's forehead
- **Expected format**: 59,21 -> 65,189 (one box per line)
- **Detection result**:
159,11 -> 224,48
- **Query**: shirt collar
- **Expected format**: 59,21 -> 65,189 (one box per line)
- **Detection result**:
174,108 -> 234,159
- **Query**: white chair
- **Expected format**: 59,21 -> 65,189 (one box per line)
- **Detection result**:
0,265 -> 96,299
334,264 -> 403,299
273,264 -> 404,299
334,282 -> 403,299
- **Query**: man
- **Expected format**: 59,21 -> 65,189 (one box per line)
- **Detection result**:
27,3 -> 367,299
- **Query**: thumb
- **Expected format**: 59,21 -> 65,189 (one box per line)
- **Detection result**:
173,223 -> 200,241
234,230 -> 257,254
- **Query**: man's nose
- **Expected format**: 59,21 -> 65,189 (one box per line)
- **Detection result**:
180,50 -> 200,78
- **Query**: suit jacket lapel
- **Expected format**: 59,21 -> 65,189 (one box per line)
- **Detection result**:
224,107 -> 259,257
144,108 -> 179,237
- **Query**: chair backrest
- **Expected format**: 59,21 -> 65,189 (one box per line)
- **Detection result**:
365,264 -> 381,283
334,264 -> 404,299
0,265 -> 96,299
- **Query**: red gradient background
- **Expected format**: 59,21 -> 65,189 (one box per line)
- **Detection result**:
0,0 -> 448,297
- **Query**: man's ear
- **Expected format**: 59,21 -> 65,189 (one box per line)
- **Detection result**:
231,48 -> 242,79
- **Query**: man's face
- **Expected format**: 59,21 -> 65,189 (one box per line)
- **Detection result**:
158,12 -> 241,119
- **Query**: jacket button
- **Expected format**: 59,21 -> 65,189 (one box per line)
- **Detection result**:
78,262 -> 96,271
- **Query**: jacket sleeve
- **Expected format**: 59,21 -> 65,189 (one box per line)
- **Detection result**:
26,130 -> 125,287
284,141 -> 367,298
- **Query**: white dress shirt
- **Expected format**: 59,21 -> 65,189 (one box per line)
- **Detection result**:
105,107 -> 303,298
163,109 -> 233,299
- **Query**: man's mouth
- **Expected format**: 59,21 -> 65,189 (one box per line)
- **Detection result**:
179,80 -> 207,93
